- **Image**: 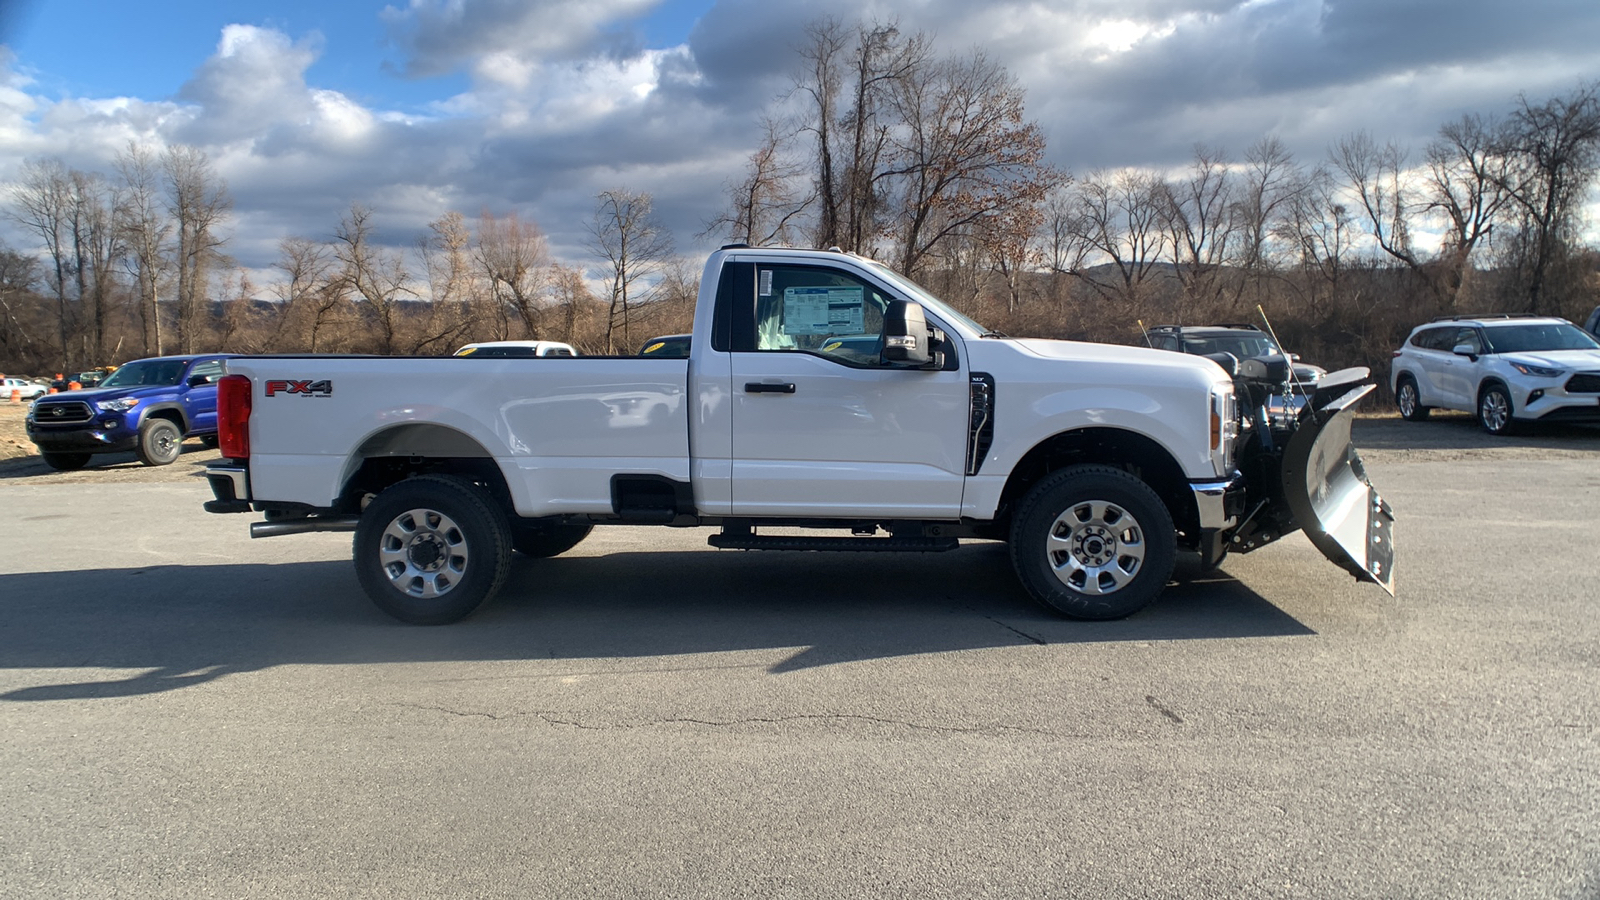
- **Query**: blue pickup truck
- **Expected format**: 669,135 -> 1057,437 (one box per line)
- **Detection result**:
26,354 -> 233,471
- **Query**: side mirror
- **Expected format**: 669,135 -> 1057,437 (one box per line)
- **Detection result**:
1452,343 -> 1478,360
883,300 -> 943,369
188,374 -> 210,387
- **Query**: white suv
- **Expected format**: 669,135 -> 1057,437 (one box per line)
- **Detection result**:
1391,315 -> 1600,434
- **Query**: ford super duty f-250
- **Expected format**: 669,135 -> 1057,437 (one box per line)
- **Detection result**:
203,245 -> 1394,624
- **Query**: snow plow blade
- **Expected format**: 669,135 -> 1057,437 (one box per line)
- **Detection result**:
1279,368 -> 1396,595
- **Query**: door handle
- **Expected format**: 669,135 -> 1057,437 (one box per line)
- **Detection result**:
744,382 -> 796,394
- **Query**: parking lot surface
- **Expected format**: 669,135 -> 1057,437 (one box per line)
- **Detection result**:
0,414 -> 1596,898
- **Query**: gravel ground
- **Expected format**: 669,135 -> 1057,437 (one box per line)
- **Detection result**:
2,395 -> 1597,487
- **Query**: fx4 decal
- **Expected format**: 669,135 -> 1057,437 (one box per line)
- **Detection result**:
265,379 -> 333,398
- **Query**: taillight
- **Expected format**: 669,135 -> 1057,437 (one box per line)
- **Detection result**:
218,374 -> 252,459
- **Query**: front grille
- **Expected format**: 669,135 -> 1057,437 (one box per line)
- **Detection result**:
31,400 -> 93,424
1564,372 -> 1600,394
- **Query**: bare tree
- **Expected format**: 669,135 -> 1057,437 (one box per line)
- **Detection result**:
588,189 -> 673,354
883,49 -> 1060,277
268,236 -> 336,352
7,159 -> 121,368
1234,137 -> 1306,304
1053,169 -> 1169,327
705,117 -> 811,247
1421,114 -> 1514,309
475,210 -> 551,341
113,142 -> 171,356
334,204 -> 413,355
794,17 -> 850,249
1273,165 -> 1361,320
163,145 -> 231,353
68,168 -> 123,365
9,158 -> 78,369
1157,145 -> 1240,319
1495,82 -> 1600,312
1332,132 -> 1420,270
0,243 -> 41,367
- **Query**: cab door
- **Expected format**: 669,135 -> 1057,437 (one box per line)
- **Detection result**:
726,262 -> 969,519
181,358 -> 226,434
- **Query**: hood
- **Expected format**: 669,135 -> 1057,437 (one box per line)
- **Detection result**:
974,337 -> 1232,394
49,384 -> 181,402
1502,349 -> 1600,370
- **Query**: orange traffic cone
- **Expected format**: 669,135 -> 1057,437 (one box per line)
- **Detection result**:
8,389 -> 18,403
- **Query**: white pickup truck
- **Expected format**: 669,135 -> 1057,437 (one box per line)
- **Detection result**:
204,245 -> 1394,624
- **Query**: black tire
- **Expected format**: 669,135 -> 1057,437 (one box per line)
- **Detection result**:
353,475 -> 512,625
41,452 -> 91,471
1478,382 -> 1517,436
1008,465 -> 1177,620
511,520 -> 593,558
1395,376 -> 1430,421
136,417 -> 183,466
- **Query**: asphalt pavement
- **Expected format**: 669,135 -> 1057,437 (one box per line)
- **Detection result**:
0,450 -> 1597,899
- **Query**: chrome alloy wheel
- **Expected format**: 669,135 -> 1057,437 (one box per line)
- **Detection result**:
1397,382 -> 1418,418
1045,500 -> 1147,595
378,507 -> 470,598
1480,389 -> 1511,433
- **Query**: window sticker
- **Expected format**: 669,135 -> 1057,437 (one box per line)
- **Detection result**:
759,269 -> 773,297
782,286 -> 864,335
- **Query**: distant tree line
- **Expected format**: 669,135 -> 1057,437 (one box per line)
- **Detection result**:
2,17 -> 1597,394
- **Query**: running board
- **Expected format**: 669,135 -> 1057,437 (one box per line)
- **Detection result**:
708,533 -> 960,552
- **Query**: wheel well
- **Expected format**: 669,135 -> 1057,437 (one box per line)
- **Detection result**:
143,407 -> 187,432
336,424 -> 512,516
1478,378 -> 1510,399
996,428 -> 1196,539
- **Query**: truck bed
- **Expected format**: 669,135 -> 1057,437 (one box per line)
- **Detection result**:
227,356 -> 691,516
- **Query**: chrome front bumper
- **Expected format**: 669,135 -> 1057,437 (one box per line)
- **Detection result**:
1190,477 -> 1240,531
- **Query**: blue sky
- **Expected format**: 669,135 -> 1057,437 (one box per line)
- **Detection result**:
1,0 -> 1598,280
5,0 -> 707,107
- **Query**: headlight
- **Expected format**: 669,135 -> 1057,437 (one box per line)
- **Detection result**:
1509,362 -> 1563,378
1210,384 -> 1239,475
96,397 -> 140,412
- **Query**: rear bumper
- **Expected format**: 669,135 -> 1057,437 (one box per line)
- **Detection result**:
204,464 -> 252,513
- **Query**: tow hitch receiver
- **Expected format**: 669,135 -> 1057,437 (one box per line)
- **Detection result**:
1279,368 -> 1396,594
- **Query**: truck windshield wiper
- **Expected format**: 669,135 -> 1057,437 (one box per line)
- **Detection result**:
979,329 -> 1008,338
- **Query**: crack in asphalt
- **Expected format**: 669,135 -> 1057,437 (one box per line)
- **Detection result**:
398,703 -> 1056,736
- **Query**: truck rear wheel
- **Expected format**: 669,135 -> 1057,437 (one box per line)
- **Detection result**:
511,520 -> 593,558
354,475 -> 512,625
1008,465 -> 1176,620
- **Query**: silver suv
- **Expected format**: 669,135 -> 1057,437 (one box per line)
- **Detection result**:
1391,315 -> 1600,434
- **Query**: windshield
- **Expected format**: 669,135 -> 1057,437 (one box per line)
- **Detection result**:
856,259 -> 990,335
98,359 -> 190,388
1482,323 -> 1600,354
1183,334 -> 1280,359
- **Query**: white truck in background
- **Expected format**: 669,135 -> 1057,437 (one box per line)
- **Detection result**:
204,245 -> 1394,624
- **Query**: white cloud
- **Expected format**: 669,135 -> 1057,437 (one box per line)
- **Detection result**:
1,0 -> 1597,283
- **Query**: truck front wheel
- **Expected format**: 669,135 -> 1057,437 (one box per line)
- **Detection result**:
137,418 -> 183,466
1008,465 -> 1177,620
354,475 -> 512,625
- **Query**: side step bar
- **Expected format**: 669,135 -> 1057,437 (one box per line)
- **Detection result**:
708,533 -> 959,552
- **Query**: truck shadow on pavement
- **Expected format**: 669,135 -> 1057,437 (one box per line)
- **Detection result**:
0,545 -> 1311,701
